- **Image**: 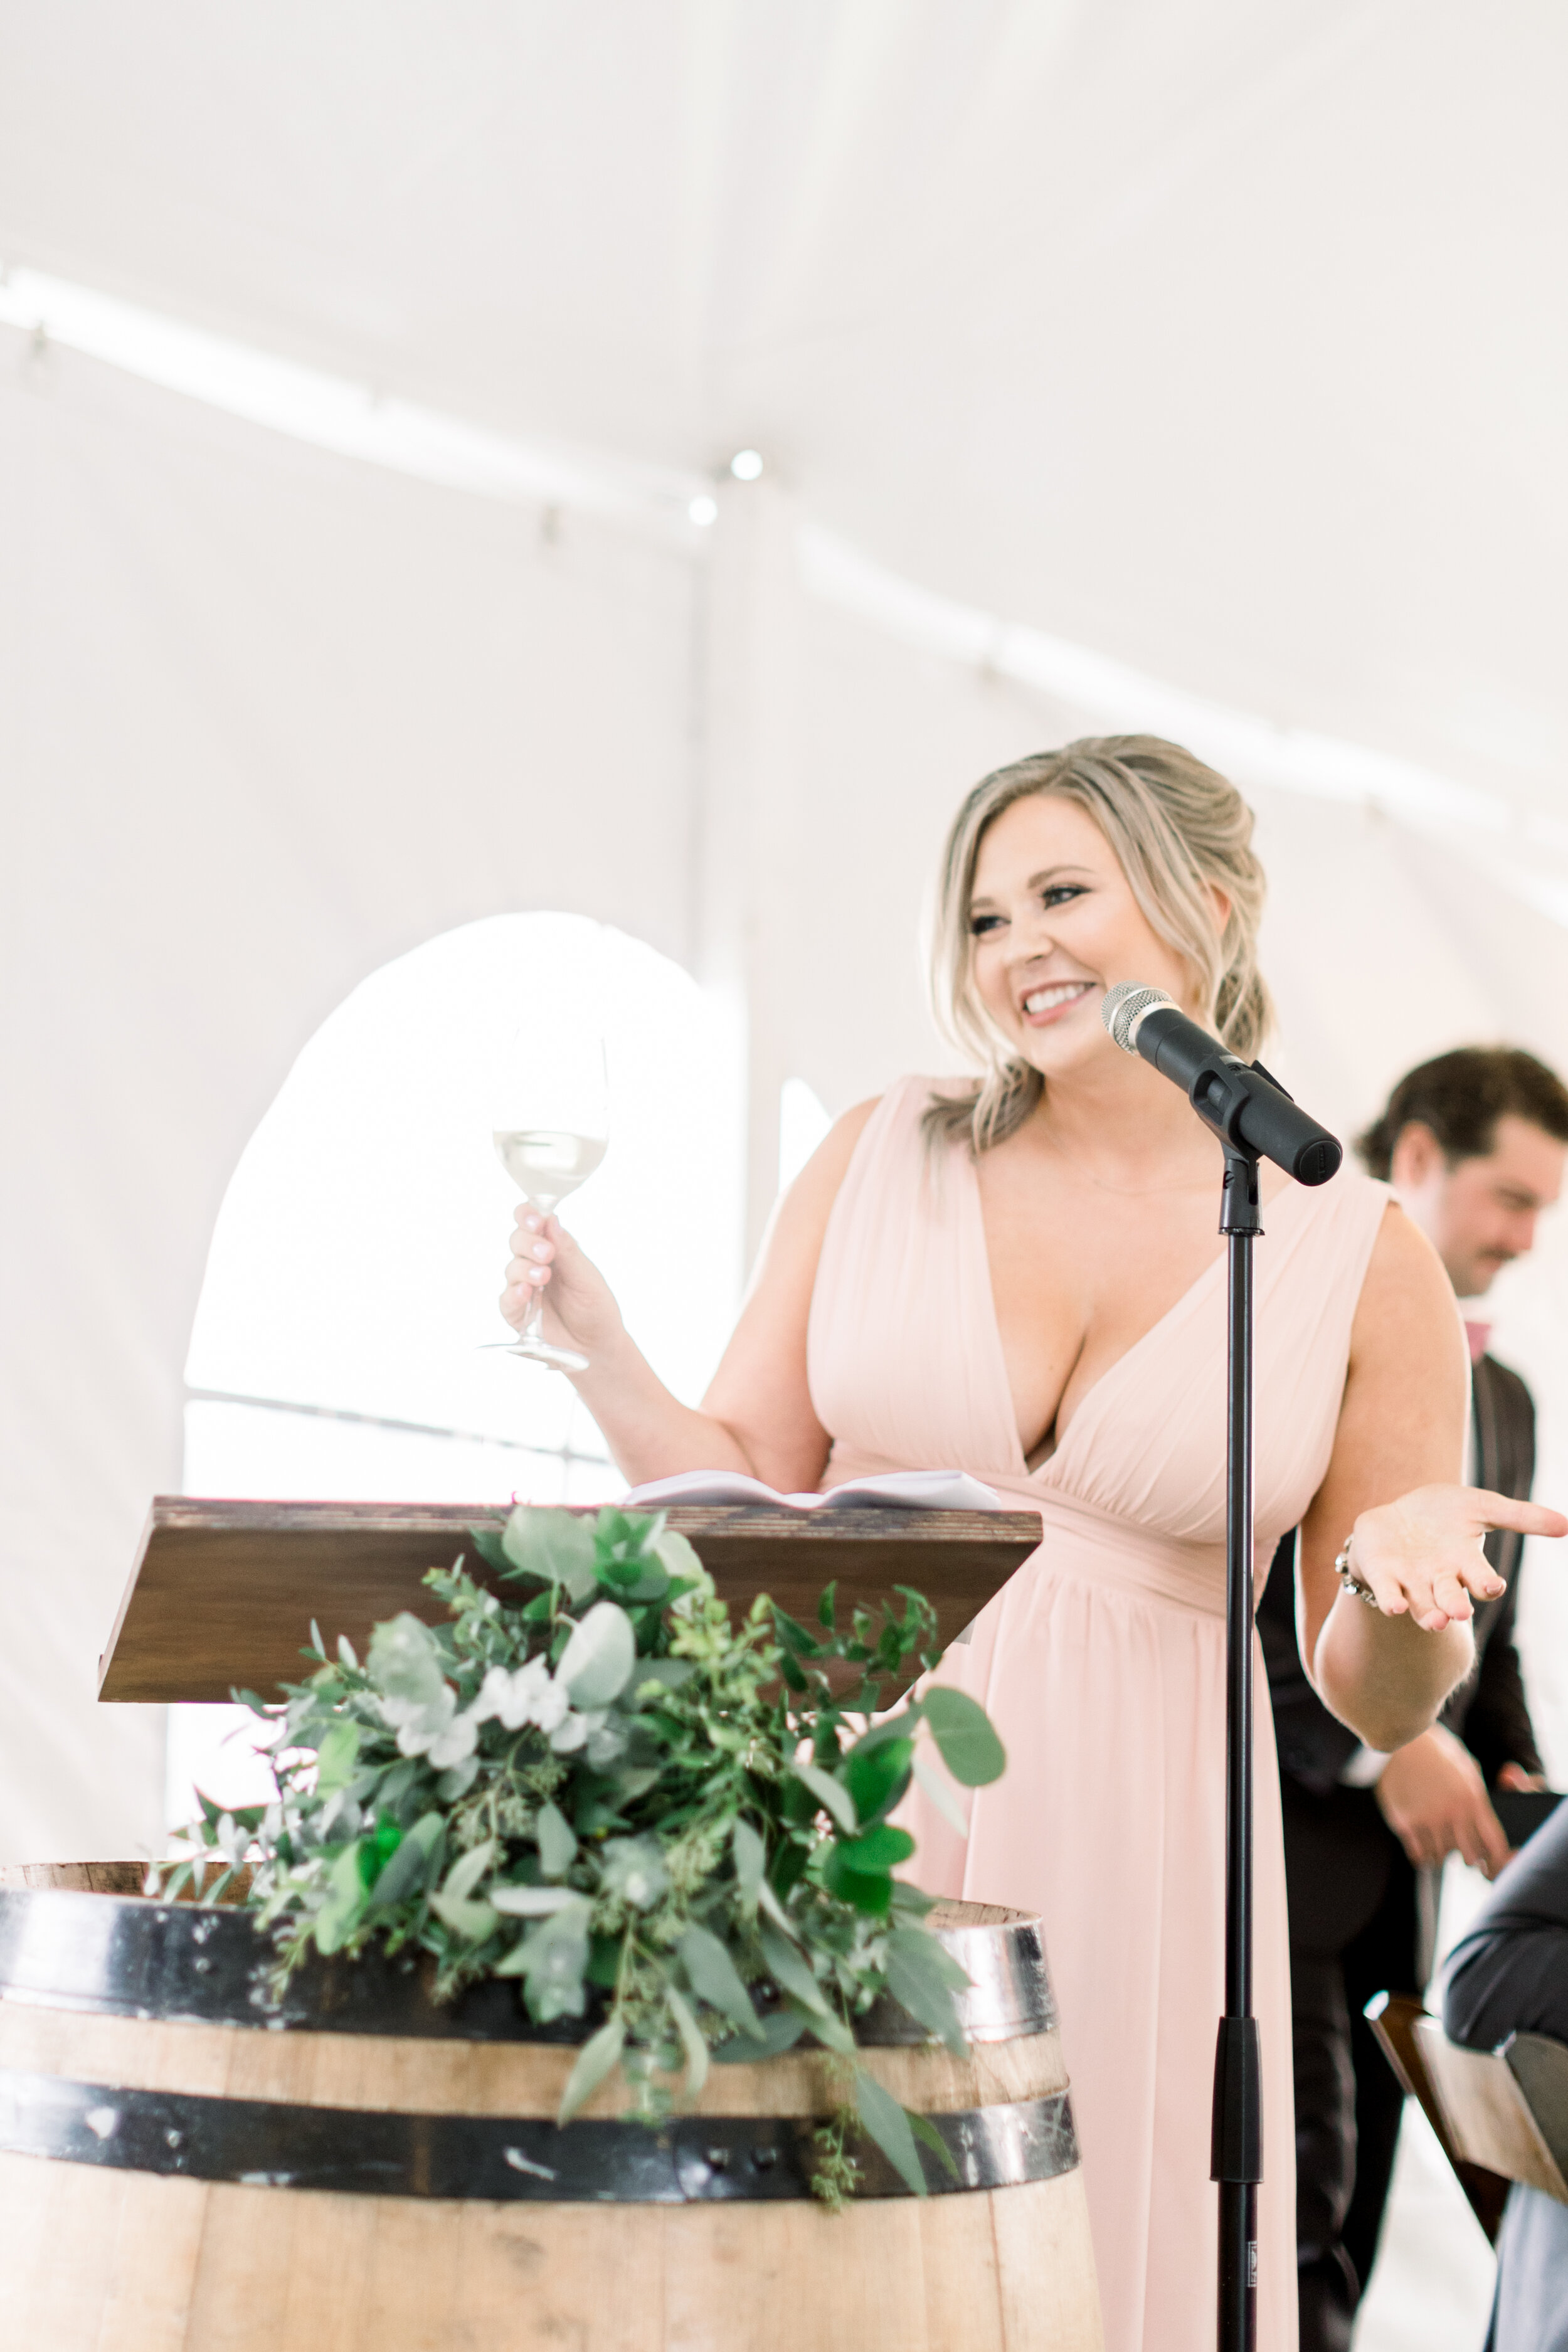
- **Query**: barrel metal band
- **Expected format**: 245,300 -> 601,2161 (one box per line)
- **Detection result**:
0,1890 -> 1055,2045
0,2068 -> 1078,2203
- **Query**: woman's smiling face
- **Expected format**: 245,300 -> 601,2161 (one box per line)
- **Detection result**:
967,793 -> 1215,1081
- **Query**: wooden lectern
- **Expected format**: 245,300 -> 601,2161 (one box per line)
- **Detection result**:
99,1498 -> 1042,1707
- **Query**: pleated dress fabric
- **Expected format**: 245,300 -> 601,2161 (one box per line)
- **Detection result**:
806,1077 -> 1391,2352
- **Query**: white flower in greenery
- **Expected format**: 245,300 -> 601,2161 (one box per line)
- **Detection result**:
471,1655 -> 581,1742
472,1656 -> 563,1734
533,1679 -> 572,1737
599,1836 -> 669,1912
425,1711 -> 479,1770
213,1811 -> 252,1867
388,1683 -> 480,1769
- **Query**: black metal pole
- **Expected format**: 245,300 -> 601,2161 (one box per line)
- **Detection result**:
1212,1144 -> 1263,2352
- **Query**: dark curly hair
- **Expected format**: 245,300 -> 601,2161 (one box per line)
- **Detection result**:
1357,1047 -> 1568,1180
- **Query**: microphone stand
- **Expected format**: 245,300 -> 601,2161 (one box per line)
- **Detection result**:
1098,981 -> 1340,2351
1212,1140 -> 1264,2352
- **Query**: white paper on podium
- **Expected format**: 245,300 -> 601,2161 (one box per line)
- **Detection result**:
620,1468 -> 1002,1513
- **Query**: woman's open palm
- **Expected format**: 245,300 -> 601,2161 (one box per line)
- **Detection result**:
1348,1485 -> 1567,1632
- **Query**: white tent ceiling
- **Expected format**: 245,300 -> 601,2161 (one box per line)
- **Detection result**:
3,0 -> 1565,819
4,1 -> 1568,1865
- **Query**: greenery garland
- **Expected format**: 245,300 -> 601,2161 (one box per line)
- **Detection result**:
166,1503 -> 1005,2201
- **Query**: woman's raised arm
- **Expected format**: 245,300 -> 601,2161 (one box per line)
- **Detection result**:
502,1101 -> 877,1491
1300,1200 -> 1566,1752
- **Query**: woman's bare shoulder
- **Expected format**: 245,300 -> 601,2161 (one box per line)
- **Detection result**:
802,1094 -> 879,1181
769,1097 -> 881,1246
765,1074 -> 951,1269
1351,1196 -> 1464,1367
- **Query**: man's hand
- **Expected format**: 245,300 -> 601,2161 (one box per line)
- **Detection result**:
1375,1723 -> 1510,1877
1496,1761 -> 1549,1794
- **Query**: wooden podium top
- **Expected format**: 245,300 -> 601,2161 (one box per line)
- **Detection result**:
99,1497 -> 1042,1705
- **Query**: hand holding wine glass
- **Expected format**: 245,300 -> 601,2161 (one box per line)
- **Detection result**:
487,1027 -> 609,1372
501,1204 -> 625,1369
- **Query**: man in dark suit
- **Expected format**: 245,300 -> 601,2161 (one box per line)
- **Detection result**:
1261,1046 -> 1568,2352
1442,1793 -> 1568,2348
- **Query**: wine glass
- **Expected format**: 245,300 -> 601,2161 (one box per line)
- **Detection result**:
487,1027 -> 608,1372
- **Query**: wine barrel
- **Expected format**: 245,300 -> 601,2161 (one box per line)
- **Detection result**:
0,1865 -> 1101,2350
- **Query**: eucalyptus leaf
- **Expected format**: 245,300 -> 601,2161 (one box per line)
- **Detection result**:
800,2000 -> 856,2054
557,2016 -> 627,2124
678,1926 -> 765,2040
596,1555 -> 670,1603
427,1891 -> 500,1942
313,1843 -> 368,1955
558,1602 -> 637,1709
758,1923 -> 830,2018
491,1884 -> 588,1918
665,1985 -> 710,2099
756,1874 -> 802,1940
517,1903 -> 592,2023
882,1926 -> 970,2055
821,1848 -> 896,1916
465,1524 -> 512,1575
367,1614 -> 447,1712
436,1756 -> 481,1801
536,1801 -> 578,1879
731,1818 -> 765,1915
840,1735 -> 913,1828
790,1761 -> 857,1835
889,1880 -> 937,1922
628,1658 -> 695,1700
854,2069 -> 928,2196
920,1687 -> 1006,1786
594,1506 -> 660,1560
364,1811 -> 443,1912
832,1823 -> 914,1873
502,1505 -> 598,1601
712,2006 -> 808,2062
843,1710 -> 918,1755
908,2109 -> 960,2182
911,1747 -> 969,1837
440,1838 -> 499,1905
654,1528 -> 709,1591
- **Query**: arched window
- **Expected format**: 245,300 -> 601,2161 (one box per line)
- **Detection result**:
172,912 -> 743,1826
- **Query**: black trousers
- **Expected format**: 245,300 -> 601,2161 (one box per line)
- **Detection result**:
1281,1778 -> 1421,2352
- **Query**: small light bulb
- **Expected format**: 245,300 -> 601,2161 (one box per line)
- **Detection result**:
729,448 -> 763,482
687,494 -> 718,527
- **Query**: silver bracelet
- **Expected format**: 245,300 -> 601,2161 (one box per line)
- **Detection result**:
1335,1538 -> 1382,1611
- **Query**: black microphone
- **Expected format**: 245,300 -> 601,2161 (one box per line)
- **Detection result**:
1101,983 -> 1342,1185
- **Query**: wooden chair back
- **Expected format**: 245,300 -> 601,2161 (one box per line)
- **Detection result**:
1364,1991 -> 1509,2242
1412,2016 -> 1568,2208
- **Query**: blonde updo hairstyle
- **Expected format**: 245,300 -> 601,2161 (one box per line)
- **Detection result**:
926,735 -> 1273,1153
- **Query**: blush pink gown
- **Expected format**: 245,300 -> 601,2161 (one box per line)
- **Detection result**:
806,1077 -> 1391,2352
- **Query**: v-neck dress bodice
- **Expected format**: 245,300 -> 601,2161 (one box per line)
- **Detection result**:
807,1076 -> 1390,2352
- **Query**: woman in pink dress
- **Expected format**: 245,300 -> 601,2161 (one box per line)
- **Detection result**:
501,736 -> 1562,2352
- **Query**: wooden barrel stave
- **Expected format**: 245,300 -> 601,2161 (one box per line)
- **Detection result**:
0,2154 -> 1098,2351
0,1865 -> 1103,2349
0,1985 -> 1066,2117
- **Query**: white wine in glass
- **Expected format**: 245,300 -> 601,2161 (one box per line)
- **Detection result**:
493,1130 -> 607,1209
489,1034 -> 608,1372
